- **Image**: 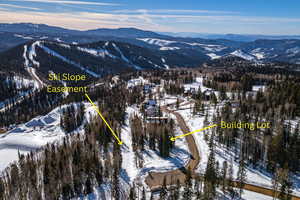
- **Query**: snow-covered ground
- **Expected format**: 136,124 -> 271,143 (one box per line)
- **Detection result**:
0,102 -> 96,171
14,34 -> 33,40
0,75 -> 39,112
184,77 -> 212,93
77,46 -> 116,59
39,43 -> 100,78
137,38 -> 227,53
127,76 -> 149,88
175,77 -> 300,196
230,50 -> 257,61
177,99 -> 300,196
207,53 -> 221,59
159,46 -> 180,51
252,85 -> 266,92
120,105 -> 191,187
137,38 -> 176,47
216,189 -> 273,200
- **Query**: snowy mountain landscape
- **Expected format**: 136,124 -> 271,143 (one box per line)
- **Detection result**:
0,3 -> 300,199
1,23 -> 300,67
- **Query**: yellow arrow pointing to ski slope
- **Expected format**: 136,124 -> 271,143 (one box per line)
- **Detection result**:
170,124 -> 218,141
85,93 -> 123,145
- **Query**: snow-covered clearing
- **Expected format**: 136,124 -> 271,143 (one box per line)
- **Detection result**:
207,53 -> 221,59
230,50 -> 257,61
252,85 -> 266,92
77,47 -> 116,59
0,102 -> 97,172
161,58 -> 170,69
120,104 -> 191,190
28,41 -> 40,67
39,44 -> 100,78
137,38 -> 227,52
176,97 -> 300,196
127,76 -> 149,88
112,43 -> 142,70
216,189 -> 273,200
184,77 -> 211,93
159,47 -> 180,51
0,75 -> 39,112
184,42 -> 227,52
137,38 -> 176,46
175,77 -> 300,196
23,43 -> 44,88
14,34 -> 33,40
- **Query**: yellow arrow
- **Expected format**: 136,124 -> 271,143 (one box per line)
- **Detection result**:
85,93 -> 123,145
170,124 -> 218,141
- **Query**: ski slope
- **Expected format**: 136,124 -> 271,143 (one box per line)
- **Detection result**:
0,102 -> 96,172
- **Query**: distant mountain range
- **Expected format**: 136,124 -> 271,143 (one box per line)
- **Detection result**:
0,23 -> 300,79
0,39 -> 208,83
160,32 -> 300,42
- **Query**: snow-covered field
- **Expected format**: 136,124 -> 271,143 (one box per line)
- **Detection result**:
183,77 -> 213,93
0,75 -> 40,111
216,189 -> 273,200
176,78 -> 300,197
0,102 -> 96,172
120,105 -> 191,187
176,98 -> 300,197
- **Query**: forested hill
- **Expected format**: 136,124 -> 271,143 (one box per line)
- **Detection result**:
1,23 -> 300,65
0,39 -> 205,80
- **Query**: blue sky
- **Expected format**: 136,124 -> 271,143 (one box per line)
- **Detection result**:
0,0 -> 300,34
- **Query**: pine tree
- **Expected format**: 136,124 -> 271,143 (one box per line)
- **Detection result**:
176,98 -> 180,110
204,150 -> 217,199
141,187 -> 146,200
194,177 -> 203,199
129,185 -> 136,200
171,179 -> 180,200
278,165 -> 293,200
183,169 -> 192,200
0,178 -> 4,200
160,177 -> 167,200
150,192 -> 154,200
272,167 -> 280,200
221,161 -> 228,197
228,159 -> 236,199
84,176 -> 93,195
237,155 -> 247,198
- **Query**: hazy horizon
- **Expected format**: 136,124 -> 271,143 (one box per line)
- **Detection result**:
1,0 -> 300,35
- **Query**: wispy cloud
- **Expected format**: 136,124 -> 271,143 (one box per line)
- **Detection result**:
1,8 -> 300,34
0,3 -> 41,10
0,8 -> 9,11
9,0 -> 120,6
0,10 -> 169,31
113,9 -> 239,15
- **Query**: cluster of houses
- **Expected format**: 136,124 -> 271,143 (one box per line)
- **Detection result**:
142,99 -> 169,123
184,87 -> 215,101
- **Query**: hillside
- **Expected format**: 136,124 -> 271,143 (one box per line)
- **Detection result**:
1,23 -> 300,65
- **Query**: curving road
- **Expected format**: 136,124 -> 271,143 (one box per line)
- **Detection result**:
145,104 -> 200,190
144,101 -> 300,200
